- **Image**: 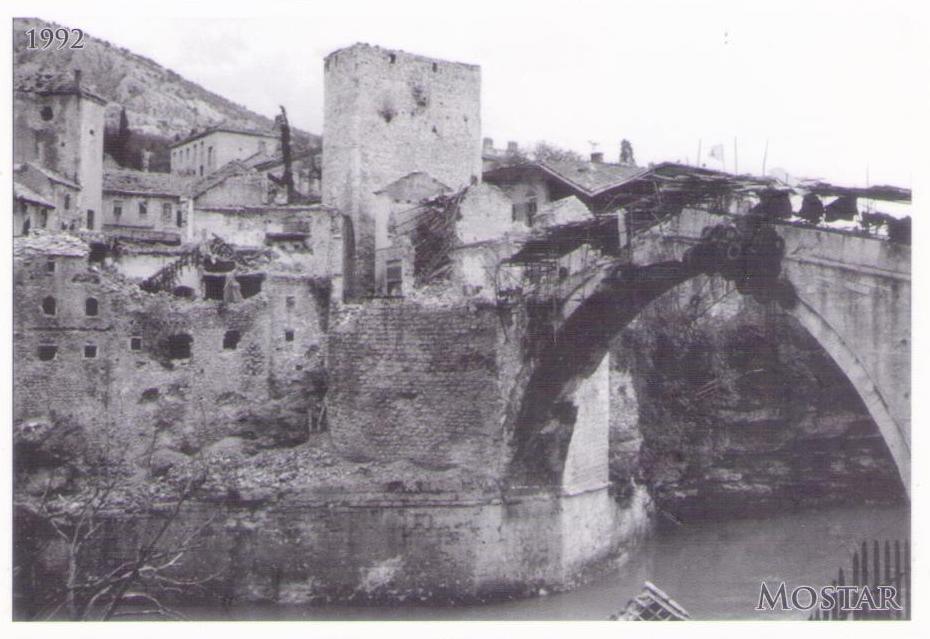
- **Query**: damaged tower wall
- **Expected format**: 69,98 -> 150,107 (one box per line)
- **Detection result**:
322,43 -> 482,298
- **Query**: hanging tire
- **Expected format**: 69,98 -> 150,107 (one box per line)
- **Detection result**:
725,242 -> 742,262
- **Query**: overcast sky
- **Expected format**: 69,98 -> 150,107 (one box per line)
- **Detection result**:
22,0 -> 927,187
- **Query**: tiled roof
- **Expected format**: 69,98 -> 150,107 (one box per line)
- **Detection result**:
103,169 -> 194,198
15,71 -> 107,105
537,159 -> 648,196
186,160 -> 251,198
484,159 -> 648,197
14,180 -> 56,208
170,123 -> 278,148
249,148 -> 316,171
18,162 -> 81,190
13,231 -> 89,258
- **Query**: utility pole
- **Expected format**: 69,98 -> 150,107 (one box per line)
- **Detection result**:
696,139 -> 702,167
733,137 -> 738,174
761,138 -> 769,176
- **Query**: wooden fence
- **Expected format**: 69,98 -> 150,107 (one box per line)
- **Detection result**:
810,539 -> 910,620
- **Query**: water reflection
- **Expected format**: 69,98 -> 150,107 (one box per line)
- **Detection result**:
184,503 -> 908,621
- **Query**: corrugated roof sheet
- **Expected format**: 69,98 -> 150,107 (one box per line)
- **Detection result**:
13,231 -> 89,258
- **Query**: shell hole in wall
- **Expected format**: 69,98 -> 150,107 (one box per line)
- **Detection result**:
223,330 -> 241,350
166,334 -> 193,359
203,274 -> 226,301
237,273 -> 264,298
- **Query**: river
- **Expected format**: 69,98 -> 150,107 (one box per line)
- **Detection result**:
183,502 -> 908,621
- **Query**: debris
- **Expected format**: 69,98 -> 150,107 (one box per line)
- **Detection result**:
612,581 -> 691,620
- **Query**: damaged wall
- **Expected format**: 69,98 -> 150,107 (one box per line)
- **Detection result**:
325,299 -> 510,475
322,43 -> 482,297
13,248 -> 331,468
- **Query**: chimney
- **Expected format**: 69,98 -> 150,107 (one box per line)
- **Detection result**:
506,141 -> 519,154
483,137 -> 494,151
590,152 -> 604,163
73,69 -> 82,89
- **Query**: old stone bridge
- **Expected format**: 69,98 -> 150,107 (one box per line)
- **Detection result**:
295,205 -> 911,603
508,207 -> 910,500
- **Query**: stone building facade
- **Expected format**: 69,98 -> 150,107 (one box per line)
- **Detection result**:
170,127 -> 279,177
13,227 -> 341,463
322,43 -> 482,297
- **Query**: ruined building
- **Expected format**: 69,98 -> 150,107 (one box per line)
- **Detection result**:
12,42 -> 912,608
322,43 -> 483,298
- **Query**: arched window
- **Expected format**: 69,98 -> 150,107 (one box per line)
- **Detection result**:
41,296 -> 56,316
85,297 -> 99,316
37,344 -> 57,361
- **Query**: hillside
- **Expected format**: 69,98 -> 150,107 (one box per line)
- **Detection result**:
14,17 -> 319,169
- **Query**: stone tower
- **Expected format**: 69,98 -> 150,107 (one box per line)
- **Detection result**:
14,70 -> 106,230
322,43 -> 482,298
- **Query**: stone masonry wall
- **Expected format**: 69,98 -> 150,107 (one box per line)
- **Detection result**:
14,252 -> 330,465
326,299 -> 509,476
322,43 -> 482,296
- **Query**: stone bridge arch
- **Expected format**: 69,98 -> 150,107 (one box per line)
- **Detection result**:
506,208 -> 910,498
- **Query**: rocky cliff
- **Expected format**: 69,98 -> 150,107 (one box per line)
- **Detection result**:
610,274 -> 905,521
13,17 -> 319,170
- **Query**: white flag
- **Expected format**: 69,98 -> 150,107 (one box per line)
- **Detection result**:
709,144 -> 725,163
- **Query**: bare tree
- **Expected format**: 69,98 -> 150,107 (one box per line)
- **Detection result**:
14,425 -> 220,621
530,141 -> 585,164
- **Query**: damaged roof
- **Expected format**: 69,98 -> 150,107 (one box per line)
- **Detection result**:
797,180 -> 911,202
538,159 -> 648,196
485,159 -> 780,210
14,231 -> 89,258
187,160 -> 252,198
103,168 -> 194,198
15,71 -> 107,105
506,216 -> 618,263
484,159 -> 648,197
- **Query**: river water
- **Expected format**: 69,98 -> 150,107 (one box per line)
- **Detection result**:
186,502 -> 908,621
